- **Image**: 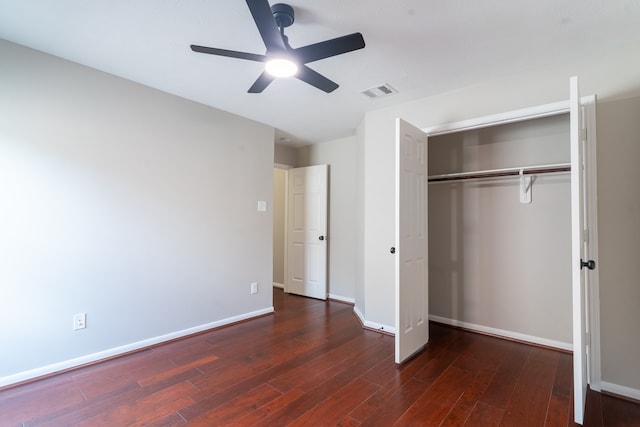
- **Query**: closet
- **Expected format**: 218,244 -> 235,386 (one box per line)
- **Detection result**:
427,113 -> 573,349
393,79 -> 598,424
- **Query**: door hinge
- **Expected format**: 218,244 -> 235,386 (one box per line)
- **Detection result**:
585,332 -> 591,347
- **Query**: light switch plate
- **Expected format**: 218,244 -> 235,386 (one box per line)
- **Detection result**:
257,201 -> 267,212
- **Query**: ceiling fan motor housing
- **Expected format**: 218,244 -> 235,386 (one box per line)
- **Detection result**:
271,3 -> 294,28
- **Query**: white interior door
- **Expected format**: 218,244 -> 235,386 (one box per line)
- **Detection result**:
570,76 -> 592,425
286,165 -> 328,300
395,118 -> 429,364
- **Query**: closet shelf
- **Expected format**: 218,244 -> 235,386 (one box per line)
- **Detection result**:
428,162 -> 571,183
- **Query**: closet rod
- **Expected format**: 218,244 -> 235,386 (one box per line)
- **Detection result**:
428,162 -> 571,183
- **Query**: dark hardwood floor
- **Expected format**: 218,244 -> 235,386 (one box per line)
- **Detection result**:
1,288 -> 639,426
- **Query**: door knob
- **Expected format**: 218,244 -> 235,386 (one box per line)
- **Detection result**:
390,247 -> 396,254
319,235 -> 325,241
580,259 -> 596,270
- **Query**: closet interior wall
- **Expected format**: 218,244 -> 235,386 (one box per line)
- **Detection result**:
428,113 -> 573,347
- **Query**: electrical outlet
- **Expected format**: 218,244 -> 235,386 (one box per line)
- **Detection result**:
73,313 -> 86,330
250,282 -> 258,294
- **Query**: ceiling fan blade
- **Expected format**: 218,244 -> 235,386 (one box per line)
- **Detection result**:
294,33 -> 365,64
248,71 -> 276,93
246,0 -> 287,53
296,65 -> 339,93
191,45 -> 266,62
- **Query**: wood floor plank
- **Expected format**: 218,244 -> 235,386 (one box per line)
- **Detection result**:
268,333 -> 390,393
25,383 -> 143,426
249,341 -> 392,427
186,383 -> 282,426
479,341 -> 531,410
178,325 -> 372,420
440,368 -> 497,427
353,378 -> 430,426
150,339 -> 217,366
145,412 -> 188,426
26,375 -> 191,426
583,388 -> 603,427
452,334 -> 512,374
357,323 -> 464,391
229,389 -> 306,427
0,379 -> 85,426
499,347 -> 559,426
72,350 -> 176,401
464,401 -> 505,426
394,366 -> 476,425
412,330 -> 475,387
545,352 -> 573,427
287,378 -> 380,426
336,415 -> 362,427
137,354 -> 218,387
75,381 -> 196,427
188,337 -> 320,400
1,289 -> 636,426
357,345 -> 435,392
600,393 -> 640,426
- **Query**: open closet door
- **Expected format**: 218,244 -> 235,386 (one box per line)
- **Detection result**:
286,165 -> 328,300
571,76 -> 591,425
395,119 -> 429,364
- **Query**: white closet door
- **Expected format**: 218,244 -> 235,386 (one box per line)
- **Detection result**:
570,76 -> 592,425
395,118 -> 429,364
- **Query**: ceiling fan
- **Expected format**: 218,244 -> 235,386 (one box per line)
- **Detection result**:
190,0 -> 365,93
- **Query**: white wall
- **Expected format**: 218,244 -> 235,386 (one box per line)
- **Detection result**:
297,137 -> 357,302
428,116 -> 572,347
596,96 -> 640,396
0,40 -> 274,385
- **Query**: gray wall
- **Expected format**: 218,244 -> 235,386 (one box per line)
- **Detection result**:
274,143 -> 297,166
0,40 -> 274,384
596,96 -> 640,394
428,115 -> 572,346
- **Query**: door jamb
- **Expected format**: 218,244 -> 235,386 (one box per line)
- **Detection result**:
274,164 -> 291,293
583,96 -> 601,391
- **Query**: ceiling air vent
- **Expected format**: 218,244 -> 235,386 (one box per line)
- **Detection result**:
361,83 -> 397,98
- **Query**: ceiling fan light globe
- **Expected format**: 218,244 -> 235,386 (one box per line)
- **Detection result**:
265,58 -> 298,78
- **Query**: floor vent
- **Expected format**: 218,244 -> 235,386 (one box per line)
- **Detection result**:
361,83 -> 397,98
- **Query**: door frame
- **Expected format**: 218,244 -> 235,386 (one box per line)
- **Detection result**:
422,96 -> 601,397
278,165 -> 329,299
273,164 -> 292,291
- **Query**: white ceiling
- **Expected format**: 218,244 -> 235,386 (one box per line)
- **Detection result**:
1,1 -> 639,147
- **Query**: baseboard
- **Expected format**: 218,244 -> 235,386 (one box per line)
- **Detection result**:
328,294 -> 355,305
429,315 -> 573,352
601,381 -> 640,402
0,307 -> 274,389
272,282 -> 285,289
353,306 -> 396,335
